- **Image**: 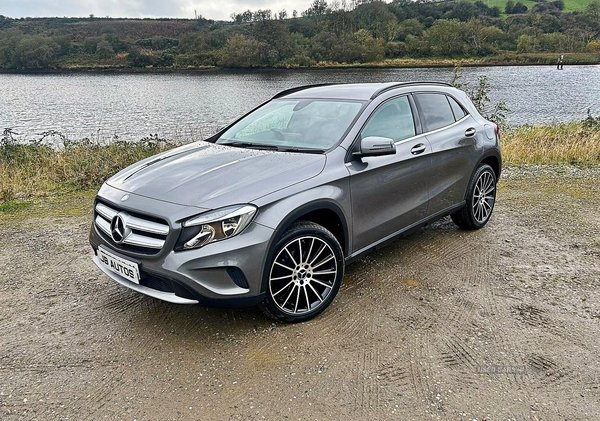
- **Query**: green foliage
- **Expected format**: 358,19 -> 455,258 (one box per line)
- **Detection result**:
127,49 -> 153,67
582,108 -> 600,128
0,32 -> 63,69
96,39 -> 115,59
0,130 -> 176,201
517,34 -> 535,53
135,36 -> 179,50
426,19 -> 505,57
218,34 -> 263,68
587,40 -> 600,52
506,1 -> 530,13
0,0 -> 598,70
586,0 -> 600,23
450,66 -> 510,129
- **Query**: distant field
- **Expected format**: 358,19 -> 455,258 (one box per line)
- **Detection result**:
470,0 -> 595,13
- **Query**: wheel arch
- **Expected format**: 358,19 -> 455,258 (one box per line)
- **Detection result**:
258,199 -> 350,294
272,200 -> 349,256
480,153 -> 501,180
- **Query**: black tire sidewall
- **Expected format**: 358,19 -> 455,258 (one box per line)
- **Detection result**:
262,222 -> 344,323
465,164 -> 497,229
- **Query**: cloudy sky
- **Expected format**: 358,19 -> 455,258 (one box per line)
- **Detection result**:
0,0 -> 318,21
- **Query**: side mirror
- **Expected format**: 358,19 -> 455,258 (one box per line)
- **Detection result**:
355,136 -> 396,157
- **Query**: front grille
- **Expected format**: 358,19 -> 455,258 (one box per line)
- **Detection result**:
94,200 -> 170,255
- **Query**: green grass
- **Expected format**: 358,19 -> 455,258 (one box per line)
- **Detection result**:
502,120 -> 600,165
469,0 -> 595,13
0,200 -> 32,213
0,136 -> 177,203
1,115 -> 600,213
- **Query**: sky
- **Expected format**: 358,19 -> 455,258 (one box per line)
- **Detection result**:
0,0 -> 320,21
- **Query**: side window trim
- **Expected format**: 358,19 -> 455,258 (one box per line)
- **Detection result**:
408,94 -> 423,135
446,95 -> 458,121
346,94 -> 416,162
413,91 -> 470,134
357,94 -> 417,141
446,94 -> 468,121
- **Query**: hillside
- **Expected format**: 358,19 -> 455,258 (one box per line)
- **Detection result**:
468,0 -> 596,13
1,0 -> 599,70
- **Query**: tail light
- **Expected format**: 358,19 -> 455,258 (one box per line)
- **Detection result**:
493,123 -> 501,140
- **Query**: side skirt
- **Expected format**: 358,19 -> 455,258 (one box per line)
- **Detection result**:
345,201 -> 466,264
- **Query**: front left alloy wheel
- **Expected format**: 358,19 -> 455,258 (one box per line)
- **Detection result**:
261,221 -> 344,322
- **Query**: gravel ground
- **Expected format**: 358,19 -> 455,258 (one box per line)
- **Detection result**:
1,166 -> 599,421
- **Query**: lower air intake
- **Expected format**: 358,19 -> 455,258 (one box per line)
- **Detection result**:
226,267 -> 249,289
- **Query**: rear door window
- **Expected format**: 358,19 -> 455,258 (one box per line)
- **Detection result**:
415,93 -> 456,132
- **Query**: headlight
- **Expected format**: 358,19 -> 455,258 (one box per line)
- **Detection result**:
175,205 -> 257,250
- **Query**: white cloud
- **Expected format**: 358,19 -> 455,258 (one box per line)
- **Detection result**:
0,0 -> 314,20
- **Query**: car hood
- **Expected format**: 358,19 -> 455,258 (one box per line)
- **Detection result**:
106,142 -> 326,209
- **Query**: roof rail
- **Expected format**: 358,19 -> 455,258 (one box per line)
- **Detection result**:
370,81 -> 453,100
272,83 -> 336,99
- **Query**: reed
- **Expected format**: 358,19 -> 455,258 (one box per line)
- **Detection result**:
0,133 -> 176,203
502,119 -> 600,165
1,118 -> 600,207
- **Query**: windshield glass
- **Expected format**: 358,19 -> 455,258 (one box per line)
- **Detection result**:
216,99 -> 364,151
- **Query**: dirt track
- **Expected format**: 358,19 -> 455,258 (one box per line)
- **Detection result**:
1,166 -> 599,421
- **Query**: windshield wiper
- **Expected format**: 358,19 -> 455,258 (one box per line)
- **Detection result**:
221,141 -> 279,151
276,146 -> 324,154
221,141 -> 323,154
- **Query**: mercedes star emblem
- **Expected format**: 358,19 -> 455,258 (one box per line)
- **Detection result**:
110,215 -> 127,244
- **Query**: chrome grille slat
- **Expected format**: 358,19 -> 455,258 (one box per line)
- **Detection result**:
94,201 -> 169,254
96,202 -> 118,220
126,215 -> 169,235
95,215 -> 111,236
122,234 -> 165,249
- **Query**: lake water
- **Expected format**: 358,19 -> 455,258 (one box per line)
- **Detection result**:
2,65 -> 599,142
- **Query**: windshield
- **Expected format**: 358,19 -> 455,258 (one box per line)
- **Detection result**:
216,99 -> 364,151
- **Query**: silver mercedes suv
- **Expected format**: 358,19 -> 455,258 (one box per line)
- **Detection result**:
89,82 -> 501,322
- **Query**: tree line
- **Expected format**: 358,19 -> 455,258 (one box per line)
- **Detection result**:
0,0 -> 599,70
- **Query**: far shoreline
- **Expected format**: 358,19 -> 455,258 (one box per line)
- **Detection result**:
1,54 -> 599,74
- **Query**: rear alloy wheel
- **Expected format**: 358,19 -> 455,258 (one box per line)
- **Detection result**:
451,164 -> 497,230
262,222 -> 344,322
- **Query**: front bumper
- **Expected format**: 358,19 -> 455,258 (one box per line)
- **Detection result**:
89,187 -> 274,308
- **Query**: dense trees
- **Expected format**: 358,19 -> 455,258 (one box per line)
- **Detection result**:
0,0 -> 599,70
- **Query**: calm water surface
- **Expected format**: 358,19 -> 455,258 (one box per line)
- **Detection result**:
2,65 -> 599,141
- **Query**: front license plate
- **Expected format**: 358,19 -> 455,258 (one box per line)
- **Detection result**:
98,247 -> 140,284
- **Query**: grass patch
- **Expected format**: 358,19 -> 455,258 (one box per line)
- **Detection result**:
502,118 -> 600,165
466,0 -> 595,13
0,133 -> 178,204
1,117 -> 599,212
0,200 -> 32,213
303,53 -> 600,69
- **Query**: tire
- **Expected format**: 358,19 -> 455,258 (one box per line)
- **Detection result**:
261,221 -> 345,323
451,164 -> 497,230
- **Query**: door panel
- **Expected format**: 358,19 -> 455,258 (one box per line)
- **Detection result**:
425,115 -> 483,214
348,136 -> 431,253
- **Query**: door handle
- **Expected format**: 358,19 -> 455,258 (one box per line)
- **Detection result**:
465,127 -> 476,137
411,143 -> 426,155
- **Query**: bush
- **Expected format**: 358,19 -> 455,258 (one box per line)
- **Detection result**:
127,49 -> 154,67
96,40 -> 115,59
385,41 -> 408,58
587,40 -> 600,54
218,35 -> 263,68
